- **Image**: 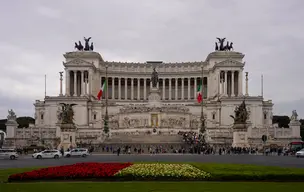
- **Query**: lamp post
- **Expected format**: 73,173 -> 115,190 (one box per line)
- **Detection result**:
103,65 -> 109,136
199,65 -> 207,149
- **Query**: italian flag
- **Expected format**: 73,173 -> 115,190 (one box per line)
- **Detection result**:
97,80 -> 107,100
197,81 -> 203,103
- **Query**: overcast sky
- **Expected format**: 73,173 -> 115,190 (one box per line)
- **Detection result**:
0,0 -> 303,119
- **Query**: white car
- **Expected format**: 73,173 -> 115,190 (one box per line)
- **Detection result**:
0,149 -> 19,160
64,148 -> 90,158
296,148 -> 304,158
32,150 -> 62,159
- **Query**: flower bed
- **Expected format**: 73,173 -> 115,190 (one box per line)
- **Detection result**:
116,163 -> 211,180
8,162 -> 133,182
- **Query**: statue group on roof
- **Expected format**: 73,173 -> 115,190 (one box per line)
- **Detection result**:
215,37 -> 234,51
75,37 -> 94,51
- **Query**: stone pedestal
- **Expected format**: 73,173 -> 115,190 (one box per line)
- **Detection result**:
148,87 -> 161,107
58,123 -> 77,150
289,120 -> 302,139
232,123 -> 249,147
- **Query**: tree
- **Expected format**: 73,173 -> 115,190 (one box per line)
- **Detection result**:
272,116 -> 290,128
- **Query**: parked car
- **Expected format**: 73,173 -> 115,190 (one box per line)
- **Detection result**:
32,149 -> 62,159
296,148 -> 304,158
0,148 -> 19,160
64,148 -> 90,158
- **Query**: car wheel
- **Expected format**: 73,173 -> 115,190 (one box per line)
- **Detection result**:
66,154 -> 71,158
37,155 -> 42,159
10,155 -> 16,160
82,154 -> 87,158
54,155 -> 59,159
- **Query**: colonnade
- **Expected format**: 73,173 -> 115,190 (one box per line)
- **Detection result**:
65,70 -> 90,96
64,69 -> 243,99
219,70 -> 242,97
103,77 -> 208,101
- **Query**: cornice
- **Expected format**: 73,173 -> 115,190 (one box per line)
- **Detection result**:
205,51 -> 245,61
64,51 -> 104,62
63,58 -> 97,71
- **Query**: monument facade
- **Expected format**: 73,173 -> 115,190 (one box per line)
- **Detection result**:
4,37 -> 302,148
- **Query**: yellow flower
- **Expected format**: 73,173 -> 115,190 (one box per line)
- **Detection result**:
115,163 -> 210,179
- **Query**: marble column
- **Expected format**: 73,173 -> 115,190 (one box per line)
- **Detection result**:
89,71 -> 92,95
81,71 -> 84,96
194,78 -> 197,99
137,78 -> 140,100
188,78 -> 190,99
181,78 -> 184,100
231,71 -> 235,97
144,78 -> 147,100
84,75 -> 87,95
131,78 -> 134,100
238,70 -> 243,96
65,70 -> 70,96
112,77 -> 115,99
73,71 -> 77,96
118,78 -> 121,100
125,78 -> 127,100
224,71 -> 228,96
162,79 -> 165,100
175,78 -> 178,100
169,78 -> 172,100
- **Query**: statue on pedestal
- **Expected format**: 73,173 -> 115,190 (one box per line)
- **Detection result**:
291,110 -> 298,121
151,67 -> 159,88
230,100 -> 249,124
7,109 -> 17,122
58,103 -> 77,124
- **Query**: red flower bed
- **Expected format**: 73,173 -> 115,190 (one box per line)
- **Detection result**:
8,162 -> 133,182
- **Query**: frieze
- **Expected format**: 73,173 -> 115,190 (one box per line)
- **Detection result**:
119,105 -> 189,114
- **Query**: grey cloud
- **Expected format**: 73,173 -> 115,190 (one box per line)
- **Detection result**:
0,0 -> 303,118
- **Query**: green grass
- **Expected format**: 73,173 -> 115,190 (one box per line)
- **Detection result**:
1,182 -> 304,192
2,163 -> 304,183
191,163 -> 304,180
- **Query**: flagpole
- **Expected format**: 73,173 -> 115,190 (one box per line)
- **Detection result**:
104,65 -> 109,136
200,65 -> 206,146
44,74 -> 46,98
261,74 -> 264,98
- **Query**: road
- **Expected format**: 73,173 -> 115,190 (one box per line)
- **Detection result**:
1,154 -> 304,169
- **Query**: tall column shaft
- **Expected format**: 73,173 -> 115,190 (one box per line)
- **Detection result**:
231,71 -> 235,97
131,78 -> 134,100
224,71 -> 228,96
238,70 -> 243,96
137,78 -> 140,100
84,76 -> 87,95
194,78 -> 197,100
162,79 -> 165,100
73,71 -> 77,96
112,77 -> 115,99
169,78 -> 172,100
188,78 -> 190,99
181,78 -> 184,100
175,78 -> 178,100
65,70 -> 70,96
118,78 -> 121,100
125,78 -> 127,100
89,71 -> 92,95
144,78 -> 147,100
81,71 -> 84,96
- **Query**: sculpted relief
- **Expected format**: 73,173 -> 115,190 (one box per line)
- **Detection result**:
119,105 -> 189,114
121,117 -> 148,128
160,117 -> 186,128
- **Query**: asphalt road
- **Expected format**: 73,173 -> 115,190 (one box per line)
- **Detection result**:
1,154 -> 304,169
